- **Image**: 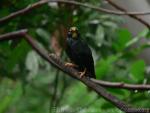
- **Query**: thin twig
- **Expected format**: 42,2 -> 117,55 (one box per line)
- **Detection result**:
50,70 -> 60,113
55,75 -> 67,107
1,0 -> 150,24
0,30 -> 150,112
91,78 -> 150,90
105,0 -> 150,29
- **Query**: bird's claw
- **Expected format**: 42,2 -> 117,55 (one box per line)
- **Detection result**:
65,62 -> 78,68
79,68 -> 87,78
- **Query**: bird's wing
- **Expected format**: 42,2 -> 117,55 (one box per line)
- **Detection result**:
73,40 -> 96,78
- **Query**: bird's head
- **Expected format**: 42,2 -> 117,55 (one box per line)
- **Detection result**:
67,27 -> 79,39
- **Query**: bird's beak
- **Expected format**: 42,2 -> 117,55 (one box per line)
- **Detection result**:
72,32 -> 77,38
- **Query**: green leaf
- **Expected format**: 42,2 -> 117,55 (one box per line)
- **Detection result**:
99,14 -> 124,24
130,60 -> 146,82
138,28 -> 149,37
6,40 -> 30,72
141,42 -> 150,49
96,55 -> 120,79
146,30 -> 150,38
95,25 -> 105,47
114,28 -> 132,51
126,28 -> 150,47
108,88 -> 130,99
36,28 -> 50,42
102,21 -> 118,29
25,51 -> 39,80
0,82 -> 22,113
96,59 -> 110,78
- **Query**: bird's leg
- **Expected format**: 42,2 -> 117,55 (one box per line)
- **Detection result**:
79,68 -> 87,78
65,62 -> 78,68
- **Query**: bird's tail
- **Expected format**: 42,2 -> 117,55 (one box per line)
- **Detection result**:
86,69 -> 96,91
87,67 -> 96,79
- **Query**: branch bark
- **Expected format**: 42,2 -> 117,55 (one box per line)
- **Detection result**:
0,30 -> 150,113
0,29 -> 27,41
91,78 -> 150,90
1,0 -> 150,24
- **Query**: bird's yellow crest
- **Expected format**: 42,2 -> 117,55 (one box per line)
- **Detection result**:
69,27 -> 78,38
70,27 -> 77,31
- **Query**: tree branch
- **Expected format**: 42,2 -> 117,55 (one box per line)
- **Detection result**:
1,30 -> 150,112
105,0 -> 150,29
0,29 -> 27,41
91,78 -> 150,90
1,0 -> 150,24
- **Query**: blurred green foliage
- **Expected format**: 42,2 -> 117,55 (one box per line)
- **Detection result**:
0,0 -> 150,113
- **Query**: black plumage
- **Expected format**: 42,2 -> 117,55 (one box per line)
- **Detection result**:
65,27 -> 96,78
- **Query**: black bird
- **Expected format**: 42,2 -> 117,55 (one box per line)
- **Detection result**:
65,27 -> 96,78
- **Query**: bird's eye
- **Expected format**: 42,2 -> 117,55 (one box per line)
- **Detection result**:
67,31 -> 72,37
